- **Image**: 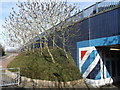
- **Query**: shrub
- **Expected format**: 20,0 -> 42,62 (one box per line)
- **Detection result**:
2,48 -> 5,56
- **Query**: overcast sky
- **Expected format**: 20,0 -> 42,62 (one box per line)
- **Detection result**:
0,0 -> 102,49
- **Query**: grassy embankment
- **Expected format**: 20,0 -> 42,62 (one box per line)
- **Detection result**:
8,47 -> 82,82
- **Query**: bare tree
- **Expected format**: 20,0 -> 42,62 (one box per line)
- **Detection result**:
3,0 -> 80,63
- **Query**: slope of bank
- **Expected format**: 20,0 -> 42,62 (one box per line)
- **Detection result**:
8,48 -> 82,82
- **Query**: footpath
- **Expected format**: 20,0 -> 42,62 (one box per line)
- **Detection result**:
0,54 -> 18,69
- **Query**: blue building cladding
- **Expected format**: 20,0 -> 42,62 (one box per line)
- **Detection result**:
77,35 -> 120,48
77,7 -> 120,42
90,8 -> 120,39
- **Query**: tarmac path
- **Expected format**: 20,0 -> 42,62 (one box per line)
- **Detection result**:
0,54 -> 18,69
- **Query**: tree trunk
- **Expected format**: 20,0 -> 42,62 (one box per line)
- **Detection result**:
40,40 -> 43,55
44,37 -> 55,63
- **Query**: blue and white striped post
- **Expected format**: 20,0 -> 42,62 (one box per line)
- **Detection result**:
78,46 -> 113,87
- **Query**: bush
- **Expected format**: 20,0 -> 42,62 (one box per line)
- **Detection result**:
8,47 -> 82,82
0,44 -> 5,56
2,48 -> 5,56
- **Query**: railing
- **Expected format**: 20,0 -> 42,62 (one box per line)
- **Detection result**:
66,0 -> 120,24
0,68 -> 20,87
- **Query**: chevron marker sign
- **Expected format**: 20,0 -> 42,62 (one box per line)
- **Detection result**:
78,46 -> 113,87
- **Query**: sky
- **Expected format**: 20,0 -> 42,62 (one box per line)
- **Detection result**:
0,0 -> 102,50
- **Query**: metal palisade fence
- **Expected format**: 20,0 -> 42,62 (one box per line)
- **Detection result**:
0,68 -> 20,87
